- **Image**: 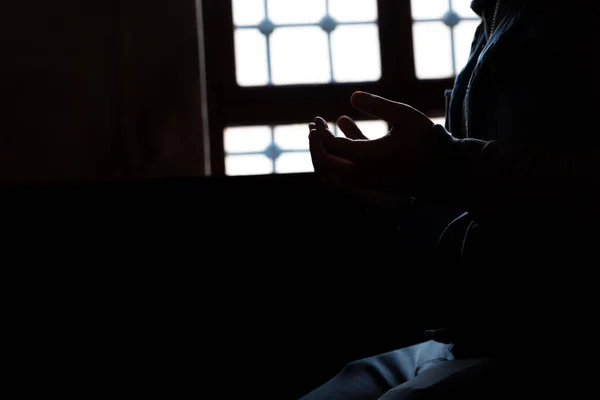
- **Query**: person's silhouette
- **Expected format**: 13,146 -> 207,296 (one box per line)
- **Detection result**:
303,0 -> 600,398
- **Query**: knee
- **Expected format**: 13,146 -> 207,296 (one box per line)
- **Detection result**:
339,357 -> 377,376
342,358 -> 369,372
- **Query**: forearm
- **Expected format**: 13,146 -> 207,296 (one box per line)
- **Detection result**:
419,125 -> 600,225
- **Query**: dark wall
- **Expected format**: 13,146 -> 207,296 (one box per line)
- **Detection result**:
2,2 -> 120,183
1,0 -> 205,184
117,0 -> 206,179
2,173 -> 460,398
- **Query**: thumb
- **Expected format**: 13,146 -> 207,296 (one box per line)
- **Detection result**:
351,92 -> 431,128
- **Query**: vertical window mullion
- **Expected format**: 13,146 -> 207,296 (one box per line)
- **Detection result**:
376,0 -> 415,88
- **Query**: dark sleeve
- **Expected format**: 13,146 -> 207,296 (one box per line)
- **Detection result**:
420,131 -> 600,226
419,2 -> 600,227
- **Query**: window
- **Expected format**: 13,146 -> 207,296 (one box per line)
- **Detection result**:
224,117 -> 445,176
232,0 -> 381,86
224,120 -> 390,176
411,0 -> 479,79
201,1 -> 481,176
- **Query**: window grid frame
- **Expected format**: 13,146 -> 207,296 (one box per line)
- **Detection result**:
225,125 -> 312,174
224,122 -> 361,176
411,0 -> 480,76
234,0 -> 380,86
202,0 -> 474,176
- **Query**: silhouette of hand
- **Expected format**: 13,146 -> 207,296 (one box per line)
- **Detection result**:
309,91 -> 442,208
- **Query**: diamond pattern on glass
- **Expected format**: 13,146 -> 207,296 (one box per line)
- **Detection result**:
231,0 -> 381,86
411,0 -> 481,79
225,120 -> 388,176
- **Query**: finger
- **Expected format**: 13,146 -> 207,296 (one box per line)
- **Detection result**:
312,120 -> 335,141
351,91 -> 431,128
308,122 -> 316,131
314,116 -> 327,127
309,129 -> 355,173
337,116 -> 368,140
314,116 -> 333,134
309,129 -> 324,171
324,135 -> 389,164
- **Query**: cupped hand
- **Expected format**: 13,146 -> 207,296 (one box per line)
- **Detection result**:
308,91 -> 440,207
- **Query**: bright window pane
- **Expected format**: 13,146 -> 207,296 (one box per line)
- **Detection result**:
452,0 -> 478,18
355,120 -> 388,139
226,121 -> 387,176
234,29 -> 269,87
275,124 -> 309,150
412,21 -> 453,79
410,0 -> 448,20
332,119 -> 387,139
232,0 -> 265,26
270,26 -> 330,85
453,21 -> 480,73
267,0 -> 326,24
431,117 -> 446,126
224,126 -> 272,153
329,0 -> 378,22
226,155 -> 274,176
276,152 -> 314,174
331,24 -> 381,82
